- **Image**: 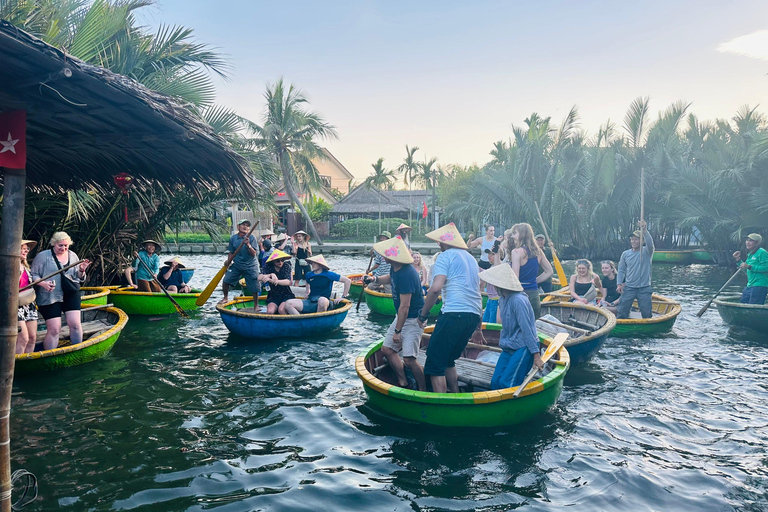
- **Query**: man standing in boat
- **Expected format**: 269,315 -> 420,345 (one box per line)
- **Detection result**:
616,220 -> 654,319
418,223 -> 483,393
733,233 -> 768,304
364,236 -> 426,391
218,219 -> 260,305
367,231 -> 393,293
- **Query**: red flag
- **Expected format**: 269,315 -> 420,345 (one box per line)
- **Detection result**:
421,201 -> 428,219
0,110 -> 27,170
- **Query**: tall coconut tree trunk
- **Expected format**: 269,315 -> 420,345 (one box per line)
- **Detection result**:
279,154 -> 323,244
378,188 -> 382,234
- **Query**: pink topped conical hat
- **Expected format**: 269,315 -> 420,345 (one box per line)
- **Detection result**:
266,249 -> 291,263
395,223 -> 412,232
306,254 -> 330,270
425,222 -> 468,249
372,236 -> 413,265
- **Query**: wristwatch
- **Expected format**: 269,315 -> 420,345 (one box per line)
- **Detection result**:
394,328 -> 402,334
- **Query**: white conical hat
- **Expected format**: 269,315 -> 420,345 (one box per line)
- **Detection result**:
480,263 -> 523,292
306,254 -> 330,270
425,222 -> 468,249
372,236 -> 413,265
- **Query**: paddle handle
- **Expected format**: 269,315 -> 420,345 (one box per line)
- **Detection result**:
513,333 -> 567,397
134,252 -> 189,318
228,221 -> 260,264
356,253 -> 375,312
20,259 -> 85,291
696,267 -> 742,317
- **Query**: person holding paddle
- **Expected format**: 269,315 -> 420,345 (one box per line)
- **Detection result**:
125,240 -> 162,292
733,233 -> 768,304
219,219 -> 260,305
616,220 -> 654,319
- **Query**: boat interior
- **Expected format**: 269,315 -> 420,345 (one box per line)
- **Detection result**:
33,308 -> 117,349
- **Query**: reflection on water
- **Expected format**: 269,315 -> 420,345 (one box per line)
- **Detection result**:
10,255 -> 768,511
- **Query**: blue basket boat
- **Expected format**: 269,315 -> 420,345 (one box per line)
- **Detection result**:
537,302 -> 616,365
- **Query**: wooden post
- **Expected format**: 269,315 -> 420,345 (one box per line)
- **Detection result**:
0,167 -> 25,512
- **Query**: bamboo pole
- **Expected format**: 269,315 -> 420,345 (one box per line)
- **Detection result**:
0,167 -> 26,512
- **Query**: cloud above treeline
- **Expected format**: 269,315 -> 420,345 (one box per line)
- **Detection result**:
718,30 -> 768,60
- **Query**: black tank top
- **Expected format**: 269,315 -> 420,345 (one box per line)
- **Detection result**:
574,281 -> 592,296
296,246 -> 308,260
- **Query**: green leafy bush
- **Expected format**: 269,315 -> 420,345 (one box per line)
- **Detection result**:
307,198 -> 333,222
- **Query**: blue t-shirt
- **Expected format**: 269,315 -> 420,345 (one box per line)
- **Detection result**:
391,264 -> 425,318
306,270 -> 341,300
158,266 -> 184,288
432,248 -> 483,316
228,233 -> 258,266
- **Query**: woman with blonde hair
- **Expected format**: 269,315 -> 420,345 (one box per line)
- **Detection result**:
411,251 -> 429,293
599,260 -> 621,313
17,239 -> 39,354
31,232 -> 91,350
569,259 -> 603,305
507,222 -> 553,318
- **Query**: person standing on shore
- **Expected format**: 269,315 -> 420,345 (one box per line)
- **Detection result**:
733,233 -> 768,304
616,220 -> 654,318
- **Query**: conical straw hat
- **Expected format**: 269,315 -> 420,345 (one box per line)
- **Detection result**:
480,263 -> 522,292
267,249 -> 291,263
425,222 -> 467,249
260,229 -> 275,237
21,239 -> 37,250
373,236 -> 413,265
163,257 -> 185,268
306,254 -> 330,270
141,239 -> 162,252
396,223 -> 412,232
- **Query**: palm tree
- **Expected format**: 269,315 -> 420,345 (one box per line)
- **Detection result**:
364,158 -> 397,233
245,78 -> 338,244
397,145 -> 420,225
414,157 -> 440,230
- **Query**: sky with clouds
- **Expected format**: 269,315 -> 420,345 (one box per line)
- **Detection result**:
139,0 -> 768,182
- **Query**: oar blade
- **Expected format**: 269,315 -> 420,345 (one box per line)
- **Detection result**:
196,265 -> 228,306
513,333 -> 568,398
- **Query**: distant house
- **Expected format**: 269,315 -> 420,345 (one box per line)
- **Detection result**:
330,185 -> 431,226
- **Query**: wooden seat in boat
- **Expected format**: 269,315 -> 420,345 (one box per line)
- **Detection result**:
35,319 -> 113,344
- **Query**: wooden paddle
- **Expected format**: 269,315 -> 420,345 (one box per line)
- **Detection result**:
19,259 -> 84,291
696,267 -> 742,317
356,253 -> 375,312
134,252 -> 189,318
513,332 -> 568,398
196,221 -> 259,306
534,201 -> 567,287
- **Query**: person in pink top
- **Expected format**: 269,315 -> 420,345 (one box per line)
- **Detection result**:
17,239 -> 39,354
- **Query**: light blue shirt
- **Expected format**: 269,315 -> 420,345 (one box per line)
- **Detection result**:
617,232 -> 655,288
432,248 -> 483,316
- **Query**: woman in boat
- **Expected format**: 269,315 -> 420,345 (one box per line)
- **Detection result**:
411,251 -> 429,294
258,249 -> 295,314
507,223 -> 553,318
284,255 -> 351,315
125,240 -> 161,292
158,257 -> 191,293
569,259 -> 602,305
469,224 -> 501,269
478,264 -> 543,390
599,260 -> 621,313
292,230 -> 312,286
31,232 -> 91,350
17,239 -> 39,354
480,243 -> 501,323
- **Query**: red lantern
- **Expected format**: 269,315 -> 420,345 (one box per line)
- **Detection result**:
113,173 -> 134,221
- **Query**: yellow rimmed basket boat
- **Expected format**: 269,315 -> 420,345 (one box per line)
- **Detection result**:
109,287 -> 202,315
16,305 -> 128,374
80,286 -> 110,305
347,273 -> 367,299
538,302 -> 616,365
356,323 -> 570,427
217,296 -> 353,339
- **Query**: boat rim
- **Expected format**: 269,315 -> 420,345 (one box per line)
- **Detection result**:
544,289 -> 681,326
110,286 -> 201,297
713,295 -> 768,310
80,286 -> 110,300
538,302 -> 616,346
217,296 -> 353,319
16,305 -> 128,361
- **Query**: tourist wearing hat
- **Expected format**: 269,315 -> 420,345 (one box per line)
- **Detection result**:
273,232 -> 290,252
468,225 -> 502,270
364,236 -> 426,391
394,224 -> 412,248
125,239 -> 162,292
733,233 -> 768,304
158,257 -> 191,293
291,230 -> 312,286
479,264 -> 544,390
284,255 -> 351,315
16,239 -> 39,354
419,223 -> 483,394
31,231 -> 91,350
258,250 -> 295,314
219,219 -> 260,305
616,220 -> 655,319
368,231 -> 393,293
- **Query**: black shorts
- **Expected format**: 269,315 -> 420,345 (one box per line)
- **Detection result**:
38,293 -> 81,321
424,312 -> 481,377
294,263 -> 309,280
266,295 -> 294,308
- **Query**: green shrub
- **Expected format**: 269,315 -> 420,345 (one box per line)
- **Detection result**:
307,198 -> 333,222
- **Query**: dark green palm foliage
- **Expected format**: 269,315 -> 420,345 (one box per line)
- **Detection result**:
397,145 -> 420,224
364,158 -> 397,232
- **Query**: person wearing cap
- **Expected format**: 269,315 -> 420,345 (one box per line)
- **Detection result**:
419,223 -> 483,393
219,219 -> 260,305
368,231 -> 393,293
394,224 -> 413,248
258,250 -> 295,314
479,264 -> 544,390
292,230 -> 312,286
479,243 -> 501,323
616,220 -> 655,319
364,236 -> 427,390
733,233 -> 768,304
158,257 -> 191,293
535,234 -> 554,293
284,255 -> 351,315
17,239 -> 39,354
469,225 -> 502,270
125,240 -> 162,292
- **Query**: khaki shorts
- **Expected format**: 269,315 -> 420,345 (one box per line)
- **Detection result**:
383,317 -> 423,358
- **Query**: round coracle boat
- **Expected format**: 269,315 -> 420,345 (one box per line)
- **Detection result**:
714,296 -> 768,332
347,273 -> 367,299
217,297 -> 353,339
180,267 -> 195,284
543,287 -> 680,337
652,250 -> 693,264
80,286 -> 110,305
537,302 -> 616,365
16,304 -> 128,374
364,289 -> 488,317
356,323 -> 570,427
109,287 -> 202,315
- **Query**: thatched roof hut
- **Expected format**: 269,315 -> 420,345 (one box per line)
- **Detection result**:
331,184 -> 430,218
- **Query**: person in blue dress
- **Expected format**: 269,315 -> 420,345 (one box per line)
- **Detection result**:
283,255 -> 351,315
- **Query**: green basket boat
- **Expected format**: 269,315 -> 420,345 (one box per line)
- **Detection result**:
80,286 -> 110,305
109,287 -> 202,315
691,250 -> 714,263
714,296 -> 768,332
652,250 -> 693,264
363,288 -> 487,317
347,273 -> 366,299
356,323 -> 570,427
16,305 -> 128,374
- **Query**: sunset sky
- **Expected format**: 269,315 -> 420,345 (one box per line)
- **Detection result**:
141,0 -> 768,183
